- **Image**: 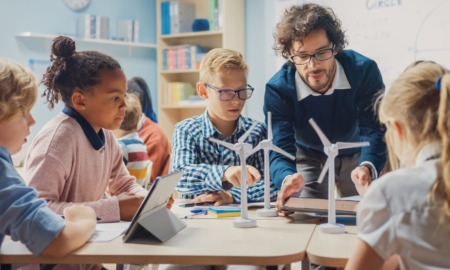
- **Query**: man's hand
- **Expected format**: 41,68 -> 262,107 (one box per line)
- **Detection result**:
223,165 -> 261,187
276,173 -> 304,213
117,192 -> 145,221
192,191 -> 234,206
351,165 -> 373,197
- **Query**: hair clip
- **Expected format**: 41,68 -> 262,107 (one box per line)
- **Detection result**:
435,77 -> 442,92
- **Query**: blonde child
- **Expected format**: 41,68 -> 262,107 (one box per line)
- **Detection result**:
161,49 -> 269,270
23,36 -> 147,269
0,57 -> 96,258
113,93 -> 152,188
170,48 -> 278,207
346,61 -> 450,269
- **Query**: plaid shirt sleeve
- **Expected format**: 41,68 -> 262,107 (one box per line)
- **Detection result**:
171,125 -> 228,196
171,116 -> 278,203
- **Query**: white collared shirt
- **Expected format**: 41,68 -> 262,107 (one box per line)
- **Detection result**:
357,143 -> 450,269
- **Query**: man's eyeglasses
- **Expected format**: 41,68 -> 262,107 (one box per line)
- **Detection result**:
289,44 -> 335,65
205,83 -> 254,101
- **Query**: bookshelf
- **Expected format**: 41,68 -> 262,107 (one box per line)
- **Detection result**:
156,0 -> 245,139
15,32 -> 156,56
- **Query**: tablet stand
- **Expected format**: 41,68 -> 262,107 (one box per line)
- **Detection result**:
124,204 -> 186,243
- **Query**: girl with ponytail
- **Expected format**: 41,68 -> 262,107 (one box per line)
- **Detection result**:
346,61 -> 450,270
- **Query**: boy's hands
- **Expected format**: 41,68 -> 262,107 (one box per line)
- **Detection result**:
192,191 -> 233,206
117,192 -> 145,221
222,165 -> 261,187
351,166 -> 372,197
63,204 -> 96,222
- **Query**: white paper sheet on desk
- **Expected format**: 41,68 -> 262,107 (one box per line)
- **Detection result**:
89,222 -> 131,242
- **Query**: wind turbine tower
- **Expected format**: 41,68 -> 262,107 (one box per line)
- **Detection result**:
308,118 -> 369,234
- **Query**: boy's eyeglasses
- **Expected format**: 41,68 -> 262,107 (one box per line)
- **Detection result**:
289,44 -> 335,65
205,83 -> 254,101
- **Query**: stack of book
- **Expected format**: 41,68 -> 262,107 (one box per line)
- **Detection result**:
163,45 -> 210,71
162,82 -> 195,106
208,206 -> 241,218
78,14 -> 110,40
160,0 -> 224,35
160,0 -> 196,35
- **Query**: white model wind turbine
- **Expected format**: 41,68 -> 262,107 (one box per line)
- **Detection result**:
209,123 -> 258,228
308,118 -> 369,234
247,112 -> 295,217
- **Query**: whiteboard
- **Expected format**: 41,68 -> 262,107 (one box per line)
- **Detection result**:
275,0 -> 450,88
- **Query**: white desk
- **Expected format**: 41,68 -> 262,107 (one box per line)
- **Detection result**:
306,225 -> 358,268
0,218 -> 315,266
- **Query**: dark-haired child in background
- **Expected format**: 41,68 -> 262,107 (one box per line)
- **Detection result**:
0,57 -> 96,261
127,77 -> 171,182
23,36 -> 148,270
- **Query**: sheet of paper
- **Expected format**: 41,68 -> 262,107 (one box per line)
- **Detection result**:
89,222 -> 131,242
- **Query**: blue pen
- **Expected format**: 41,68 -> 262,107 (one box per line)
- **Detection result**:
184,209 -> 208,219
190,209 -> 205,214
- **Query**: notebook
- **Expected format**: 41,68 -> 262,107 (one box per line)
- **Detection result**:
280,197 -> 358,215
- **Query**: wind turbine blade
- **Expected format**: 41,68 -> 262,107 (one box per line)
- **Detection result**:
317,157 -> 332,184
246,145 -> 261,157
336,141 -> 370,150
272,145 -> 295,160
308,118 -> 331,147
268,112 -> 273,140
208,138 -> 235,150
238,123 -> 258,143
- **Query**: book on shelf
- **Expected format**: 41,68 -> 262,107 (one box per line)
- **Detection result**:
78,14 -> 109,40
163,45 -> 210,71
161,0 -> 196,35
160,1 -> 171,35
163,82 -> 196,106
209,0 -> 223,31
208,206 -> 241,218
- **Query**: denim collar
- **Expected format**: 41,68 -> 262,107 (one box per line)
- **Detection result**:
0,146 -> 13,165
62,106 -> 105,150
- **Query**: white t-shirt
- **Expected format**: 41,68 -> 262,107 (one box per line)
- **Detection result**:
357,143 -> 450,270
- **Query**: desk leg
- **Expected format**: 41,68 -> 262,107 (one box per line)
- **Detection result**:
281,259 -> 310,270
301,259 -> 310,270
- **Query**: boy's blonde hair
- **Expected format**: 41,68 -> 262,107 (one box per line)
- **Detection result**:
199,48 -> 248,84
0,58 -> 37,121
120,93 -> 142,132
378,60 -> 450,217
